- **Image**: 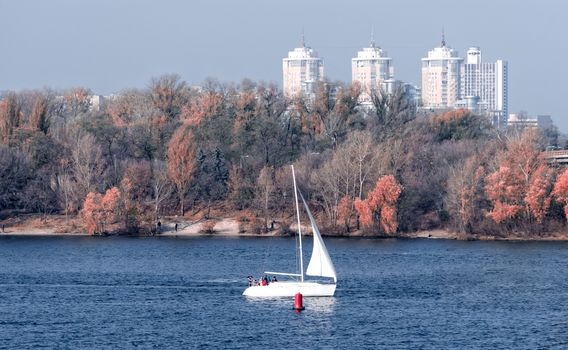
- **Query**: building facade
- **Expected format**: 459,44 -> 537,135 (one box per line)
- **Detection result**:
351,40 -> 393,93
421,38 -> 463,109
282,37 -> 324,98
460,47 -> 508,124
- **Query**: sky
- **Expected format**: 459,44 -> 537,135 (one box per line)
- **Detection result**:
0,0 -> 566,130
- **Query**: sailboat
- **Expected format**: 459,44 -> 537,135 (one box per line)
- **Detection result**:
242,165 -> 337,297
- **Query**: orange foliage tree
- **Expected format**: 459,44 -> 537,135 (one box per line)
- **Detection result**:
367,175 -> 402,234
181,91 -> 224,126
82,192 -> 102,235
166,125 -> 197,216
354,198 -> 372,228
552,169 -> 568,221
485,130 -> 553,224
82,187 -> 121,235
354,175 -> 402,234
525,164 -> 554,224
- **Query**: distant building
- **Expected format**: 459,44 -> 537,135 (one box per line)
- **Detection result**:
282,35 -> 324,98
351,38 -> 394,94
537,115 -> 553,130
421,34 -> 463,109
403,83 -> 421,106
507,113 -> 553,130
460,47 -> 508,126
88,95 -> 106,112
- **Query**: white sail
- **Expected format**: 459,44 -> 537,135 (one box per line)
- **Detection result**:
242,165 -> 336,297
299,192 -> 337,283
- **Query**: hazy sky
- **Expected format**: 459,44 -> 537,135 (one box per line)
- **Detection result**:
1,0 -> 566,130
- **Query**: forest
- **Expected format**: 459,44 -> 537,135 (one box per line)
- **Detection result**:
1,74 -> 567,238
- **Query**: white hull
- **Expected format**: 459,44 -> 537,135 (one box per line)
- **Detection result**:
242,281 -> 336,297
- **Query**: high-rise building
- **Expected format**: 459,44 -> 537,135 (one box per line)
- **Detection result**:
282,35 -> 324,98
461,47 -> 508,124
351,38 -> 393,93
421,35 -> 463,109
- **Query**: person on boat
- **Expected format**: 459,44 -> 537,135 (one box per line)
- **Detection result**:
247,276 -> 253,286
262,276 -> 268,286
272,276 -> 277,283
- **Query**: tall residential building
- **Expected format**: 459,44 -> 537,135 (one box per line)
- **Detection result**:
461,47 -> 508,124
351,38 -> 393,93
421,36 -> 463,109
282,36 -> 324,98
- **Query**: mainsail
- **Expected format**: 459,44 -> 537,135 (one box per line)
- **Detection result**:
299,191 -> 337,283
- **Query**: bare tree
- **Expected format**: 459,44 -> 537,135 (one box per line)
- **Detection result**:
54,160 -> 76,220
256,166 -> 275,231
151,159 -> 172,228
370,85 -> 415,141
71,132 -> 105,202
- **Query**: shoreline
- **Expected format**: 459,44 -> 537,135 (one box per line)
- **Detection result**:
2,214 -> 568,241
3,228 -> 568,242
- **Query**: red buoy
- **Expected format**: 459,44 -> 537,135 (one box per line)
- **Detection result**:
293,292 -> 305,311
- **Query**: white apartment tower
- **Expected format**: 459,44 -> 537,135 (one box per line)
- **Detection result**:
461,47 -> 508,122
351,37 -> 394,93
421,35 -> 463,108
282,35 -> 324,98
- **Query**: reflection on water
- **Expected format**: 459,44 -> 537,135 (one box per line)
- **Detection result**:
305,297 -> 336,313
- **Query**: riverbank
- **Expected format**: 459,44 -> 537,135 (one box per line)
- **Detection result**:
2,213 -> 568,241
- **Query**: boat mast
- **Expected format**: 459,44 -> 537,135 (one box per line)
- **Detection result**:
291,165 -> 304,282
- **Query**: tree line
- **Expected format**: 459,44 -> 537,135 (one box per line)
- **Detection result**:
0,74 -> 567,237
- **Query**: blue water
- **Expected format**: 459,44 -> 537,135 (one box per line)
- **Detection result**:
1,236 -> 568,349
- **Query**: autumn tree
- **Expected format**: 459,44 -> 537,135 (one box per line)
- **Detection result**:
64,87 -> 91,118
82,192 -> 102,235
354,175 -> 402,234
354,198 -> 372,228
337,195 -> 353,232
552,169 -> 568,222
166,125 -> 197,216
298,81 -> 361,149
485,129 -> 552,226
149,74 -> 188,121
0,93 -> 22,143
82,187 -> 120,235
120,160 -> 152,231
181,89 -> 224,126
30,93 -> 50,134
312,131 -> 378,227
525,164 -> 554,224
367,175 -> 402,234
431,109 -> 491,142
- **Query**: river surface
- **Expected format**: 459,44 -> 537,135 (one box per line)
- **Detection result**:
1,236 -> 568,349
